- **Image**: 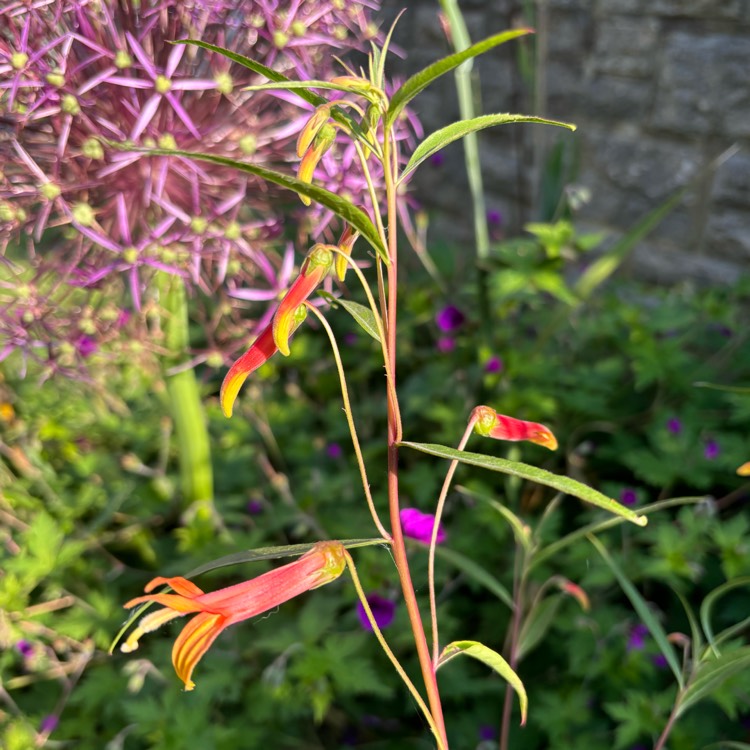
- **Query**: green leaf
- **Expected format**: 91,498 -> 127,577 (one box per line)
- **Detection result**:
588,533 -> 684,689
516,594 -> 563,661
677,647 -> 750,718
693,382 -> 750,395
433,545 -> 513,609
385,29 -> 533,128
458,486 -> 531,551
437,640 -> 528,725
703,743 -> 750,749
401,114 -> 575,182
677,591 -> 703,667
399,442 -> 647,526
104,143 -> 388,263
700,576 -> 750,656
332,299 -> 382,342
243,80 -> 376,96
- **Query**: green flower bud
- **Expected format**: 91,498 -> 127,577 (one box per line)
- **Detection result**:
273,31 -> 289,49
11,52 -> 28,70
45,70 -> 65,88
115,50 -> 132,69
190,216 -> 208,234
158,133 -> 177,150
154,75 -> 171,94
224,221 -> 241,241
61,94 -> 81,115
214,72 -> 233,95
123,247 -> 139,265
72,202 -> 95,227
40,182 -> 61,201
239,134 -> 257,155
82,137 -> 104,159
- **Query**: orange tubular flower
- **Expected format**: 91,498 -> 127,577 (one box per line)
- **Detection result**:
121,541 -> 347,691
335,223 -> 360,282
297,123 -> 336,205
738,461 -> 750,476
472,405 -> 558,450
559,579 -> 591,611
272,244 -> 334,356
220,305 -> 307,418
296,103 -> 333,158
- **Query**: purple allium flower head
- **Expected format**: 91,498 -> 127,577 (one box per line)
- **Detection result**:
620,487 -> 638,507
39,715 -> 58,734
704,439 -> 720,460
484,355 -> 503,374
667,417 -> 682,435
0,0 -> 409,375
400,508 -> 446,545
435,305 -> 465,332
356,594 -> 396,631
652,653 -> 668,669
437,337 -> 455,353
16,639 -> 33,657
627,623 -> 649,652
246,499 -> 264,515
326,442 -> 343,459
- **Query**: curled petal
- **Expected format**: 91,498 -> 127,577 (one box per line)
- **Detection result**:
737,461 -> 750,476
296,103 -> 332,158
297,124 -> 336,205
335,223 -> 359,282
172,611 -> 227,691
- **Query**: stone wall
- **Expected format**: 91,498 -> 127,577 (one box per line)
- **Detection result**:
383,0 -> 750,283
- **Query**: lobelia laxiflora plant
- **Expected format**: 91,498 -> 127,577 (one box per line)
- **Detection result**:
115,20 -> 649,749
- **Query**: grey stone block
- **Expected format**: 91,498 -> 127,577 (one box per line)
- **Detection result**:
591,16 -> 661,78
630,242 -> 742,285
705,208 -> 750,262
711,152 -> 750,208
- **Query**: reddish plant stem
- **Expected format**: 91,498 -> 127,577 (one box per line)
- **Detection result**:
383,130 -> 448,749
499,554 -> 525,750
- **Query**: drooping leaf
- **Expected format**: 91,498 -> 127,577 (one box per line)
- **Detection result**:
401,114 -> 575,182
331,299 -> 382,342
437,640 -> 527,725
104,143 -> 388,263
433,545 -> 513,609
399,442 -> 647,526
385,29 -> 533,128
516,594 -> 563,661
693,382 -> 750,395
677,647 -> 750,718
458,486 -> 531,551
588,533 -> 684,689
700,576 -> 750,656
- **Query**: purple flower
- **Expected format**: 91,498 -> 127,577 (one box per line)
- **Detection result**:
356,594 -> 396,631
667,417 -> 682,435
627,623 -> 649,652
437,337 -> 455,353
400,508 -> 446,545
16,640 -> 33,657
619,487 -> 638,507
479,725 -> 496,741
484,355 -> 503,374
704,439 -> 720,460
40,715 -> 58,734
343,332 -> 358,346
435,305 -> 465,332
246,499 -> 264,515
74,335 -> 97,358
326,442 -> 343,459
487,209 -> 504,241
429,152 -> 445,167
652,653 -> 668,669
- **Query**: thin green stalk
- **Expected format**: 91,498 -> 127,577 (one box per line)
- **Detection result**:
345,551 -> 445,750
159,274 -> 214,520
382,128 -> 449,748
428,416 -> 477,665
305,304 -> 390,541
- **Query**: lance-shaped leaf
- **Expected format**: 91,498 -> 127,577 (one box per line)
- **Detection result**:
700,576 -> 750,656
386,28 -> 533,128
104,143 -> 388,263
401,114 -> 576,182
399,442 -> 647,526
437,640 -> 527,725
332,299 -> 381,342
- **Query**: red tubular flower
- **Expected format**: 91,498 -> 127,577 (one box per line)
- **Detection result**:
558,579 -> 590,611
121,541 -> 347,691
471,405 -> 558,450
220,305 -> 307,418
272,244 -> 334,356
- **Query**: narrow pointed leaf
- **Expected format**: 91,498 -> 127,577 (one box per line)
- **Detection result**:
399,442 -> 647,526
703,743 -> 750,749
677,647 -> 750,718
700,576 -> 750,657
333,299 -> 382,342
433,545 -> 513,609
458,487 -> 531,551
588,533 -> 684,689
105,144 -> 387,262
517,594 -> 563,661
676,591 -> 703,667
401,114 -> 576,182
437,640 -> 527,725
386,29 -> 533,128
693,382 -> 750,395
243,80 -> 376,96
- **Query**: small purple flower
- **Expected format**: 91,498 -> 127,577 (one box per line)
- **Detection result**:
484,355 -> 503,374
429,152 -> 445,167
704,439 -> 720,460
246,499 -> 264,515
400,508 -> 446,545
487,209 -> 503,227
437,337 -> 455,353
16,640 -> 33,658
356,594 -> 396,631
343,332 -> 358,346
652,653 -> 668,669
74,335 -> 97,358
326,442 -> 343,459
40,715 -> 59,734
620,487 -> 638,506
479,725 -> 496,741
667,417 -> 682,435
627,623 -> 649,652
435,305 -> 465,333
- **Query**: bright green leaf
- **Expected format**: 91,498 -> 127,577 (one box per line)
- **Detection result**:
385,29 -> 533,128
399,442 -> 647,526
437,640 -> 528,725
677,647 -> 750,718
517,594 -> 562,661
332,299 -> 382,342
700,576 -> 750,656
401,114 -> 575,182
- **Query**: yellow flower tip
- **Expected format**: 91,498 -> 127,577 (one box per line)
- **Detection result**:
530,428 -> 558,451
737,461 -> 750,476
296,104 -> 332,158
309,540 -> 347,588
183,679 -> 196,692
219,368 -> 248,418
559,580 -> 590,611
